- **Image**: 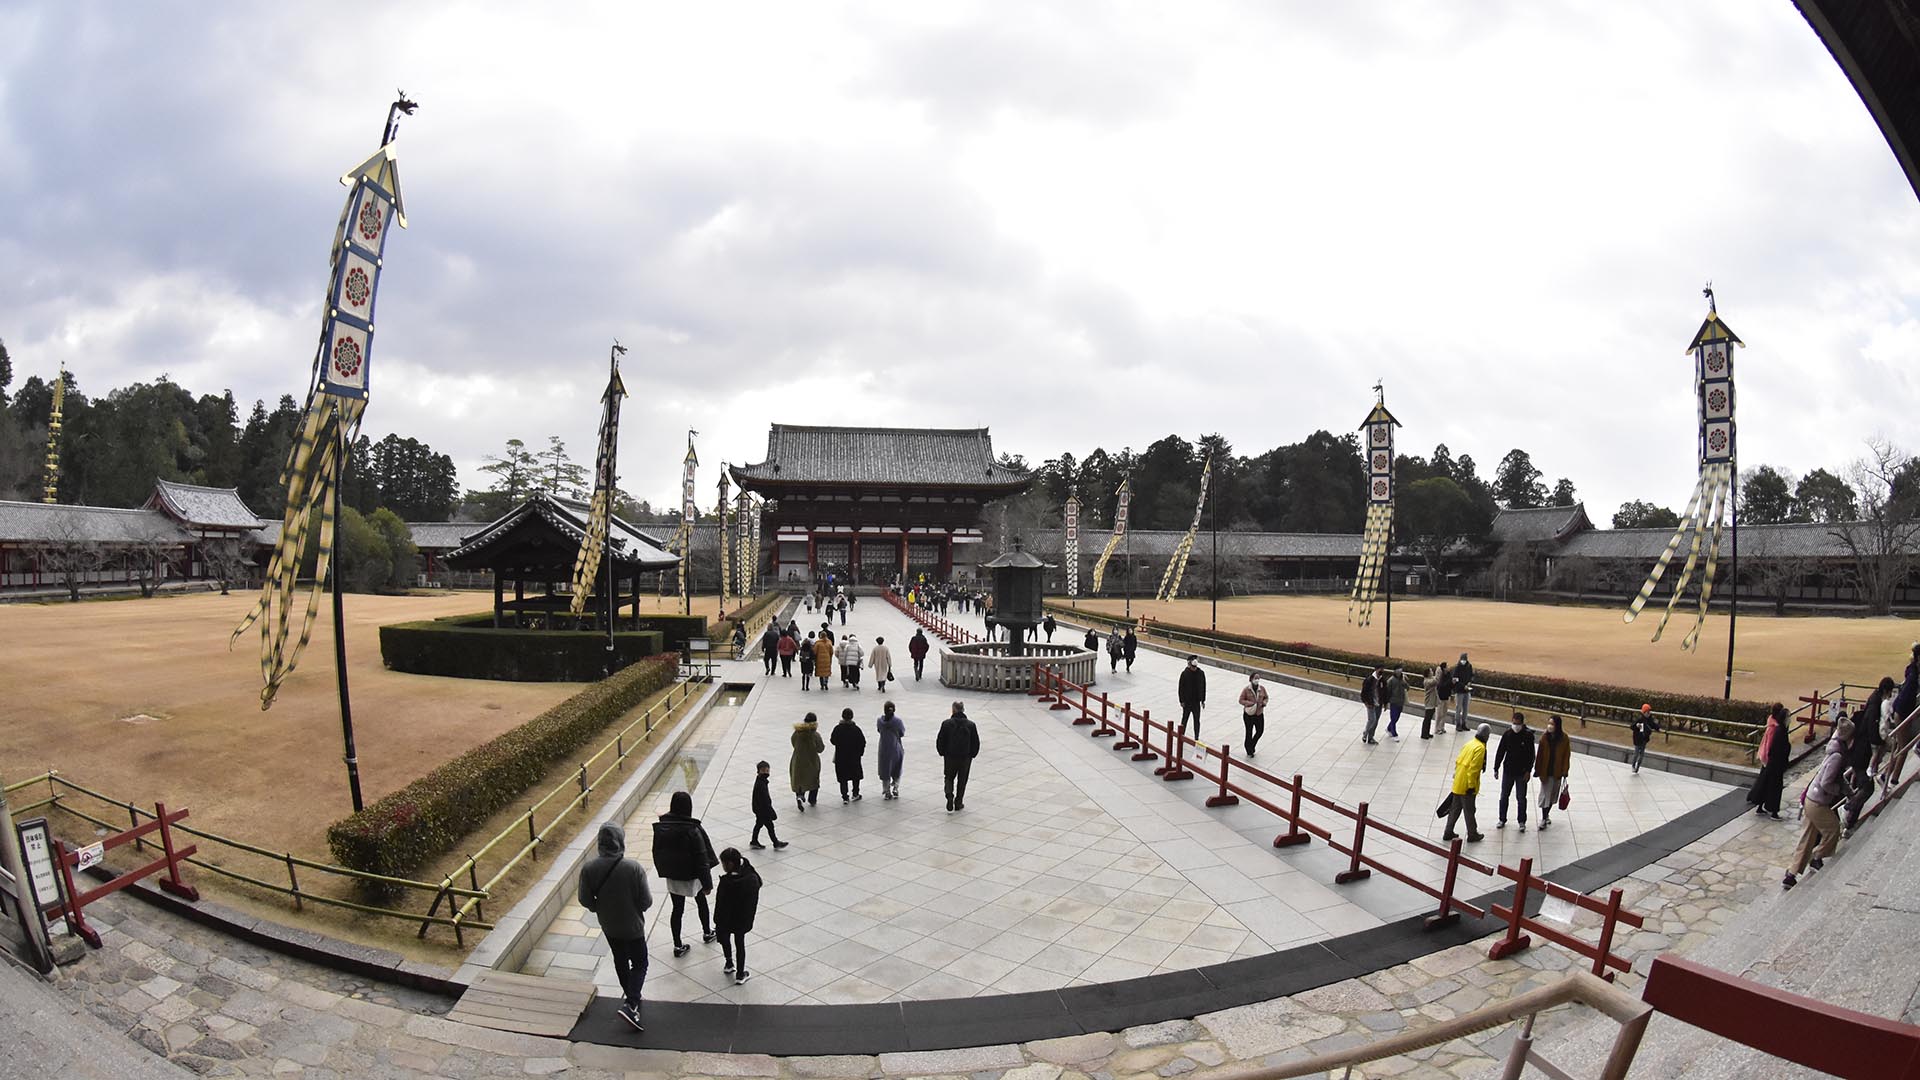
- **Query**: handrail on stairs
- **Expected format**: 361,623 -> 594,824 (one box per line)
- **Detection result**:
1209,970 -> 1651,1080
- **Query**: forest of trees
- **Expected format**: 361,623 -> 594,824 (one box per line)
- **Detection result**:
0,341 -> 460,521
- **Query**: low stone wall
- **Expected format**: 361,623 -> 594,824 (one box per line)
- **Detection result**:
941,642 -> 1096,692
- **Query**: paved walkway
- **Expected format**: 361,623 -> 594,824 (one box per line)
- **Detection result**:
518,599 -> 1728,1005
8,747 -> 1830,1078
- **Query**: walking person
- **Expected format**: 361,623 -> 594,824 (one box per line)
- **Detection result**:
790,713 -> 823,811
760,624 -> 780,676
732,622 -> 747,661
777,630 -> 797,677
1421,661 -> 1446,739
1043,614 -> 1057,642
832,708 -> 867,802
1360,666 -> 1384,745
1177,656 -> 1207,738
749,761 -> 787,850
1785,716 -> 1854,889
1452,653 -> 1474,730
908,629 -> 930,681
812,633 -> 835,693
869,636 -> 894,689
1534,714 -> 1572,829
1746,704 -> 1790,819
876,701 -> 906,799
799,631 -> 816,690
936,700 -> 980,812
1107,628 -> 1124,673
1493,711 -> 1534,831
1844,678 -> 1893,831
578,823 -> 652,1032
1442,724 -> 1490,843
838,633 -> 865,690
1123,627 -> 1138,672
1629,705 -> 1659,774
1386,665 -> 1408,740
837,594 -> 848,625
712,848 -> 760,985
651,792 -> 718,958
1084,627 -> 1100,654
1238,673 -> 1269,757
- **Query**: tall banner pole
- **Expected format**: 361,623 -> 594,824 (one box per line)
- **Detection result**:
233,93 -> 416,816
1064,486 -> 1080,608
717,471 -> 732,619
678,431 -> 698,616
1156,455 -> 1211,601
1350,385 -> 1400,635
567,341 -> 627,678
1625,286 -> 1741,656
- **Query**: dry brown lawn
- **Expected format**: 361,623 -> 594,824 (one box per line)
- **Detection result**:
1069,594 -> 1917,708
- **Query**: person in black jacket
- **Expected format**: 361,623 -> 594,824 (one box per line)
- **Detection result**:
832,708 -> 867,802
1042,613 -> 1057,642
578,823 -> 652,1031
1629,705 -> 1660,774
1123,628 -> 1138,672
1177,656 -> 1207,738
1492,711 -> 1535,831
1359,667 -> 1383,745
713,847 -> 761,986
749,761 -> 787,850
1845,677 -> 1894,830
1452,653 -> 1474,731
936,701 -> 981,812
651,791 -> 718,957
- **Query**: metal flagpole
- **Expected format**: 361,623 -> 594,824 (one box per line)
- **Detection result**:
1725,470 -> 1739,699
331,431 -> 364,813
1124,448 -> 1133,622
1384,510 -> 1394,659
1211,472 -> 1219,632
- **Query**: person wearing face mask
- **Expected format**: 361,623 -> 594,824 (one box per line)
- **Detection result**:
1238,672 -> 1269,758
1493,711 -> 1535,831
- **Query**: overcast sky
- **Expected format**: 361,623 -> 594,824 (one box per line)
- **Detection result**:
3,2 -> 1916,520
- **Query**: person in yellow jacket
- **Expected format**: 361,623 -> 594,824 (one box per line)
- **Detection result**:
812,635 -> 836,693
1442,723 -> 1491,843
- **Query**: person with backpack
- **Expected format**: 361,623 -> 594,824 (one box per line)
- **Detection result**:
1452,653 -> 1474,730
1535,714 -> 1572,829
908,629 -> 931,681
1492,711 -> 1535,831
712,847 -> 761,986
1629,705 -> 1660,774
832,708 -> 867,802
578,822 -> 652,1032
650,791 -> 718,958
1785,716 -> 1854,889
798,631 -> 817,690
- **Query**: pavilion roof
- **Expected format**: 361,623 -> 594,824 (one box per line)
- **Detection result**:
731,425 -> 1030,490
443,494 -> 680,572
145,479 -> 267,530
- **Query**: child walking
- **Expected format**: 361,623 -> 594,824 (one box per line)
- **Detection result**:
749,761 -> 788,850
713,848 -> 761,985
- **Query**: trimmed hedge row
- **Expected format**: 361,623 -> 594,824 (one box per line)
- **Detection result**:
380,619 -> 665,681
716,591 -> 785,644
1049,603 -> 1773,739
327,652 -> 680,883
630,614 -> 708,653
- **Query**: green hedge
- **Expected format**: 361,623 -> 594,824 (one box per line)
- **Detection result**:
629,614 -> 709,653
380,619 -> 665,681
327,653 -> 680,883
716,591 -> 784,645
1049,603 -> 1772,740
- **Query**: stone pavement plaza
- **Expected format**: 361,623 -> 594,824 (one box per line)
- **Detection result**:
517,598 -> 1729,1005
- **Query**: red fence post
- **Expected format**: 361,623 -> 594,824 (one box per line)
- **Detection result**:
1335,802 -> 1373,884
1426,837 -> 1464,929
1093,692 -> 1116,738
1052,671 -> 1075,712
1207,745 -> 1240,807
1132,708 -> 1158,762
1071,682 -> 1092,723
1488,857 -> 1536,961
1164,726 -> 1193,782
1115,702 -> 1139,751
51,840 -> 101,947
1274,774 -> 1311,848
1033,664 -> 1053,700
1591,887 -> 1625,981
154,802 -> 200,901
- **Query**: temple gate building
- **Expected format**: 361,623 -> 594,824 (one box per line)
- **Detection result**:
730,425 -> 1031,586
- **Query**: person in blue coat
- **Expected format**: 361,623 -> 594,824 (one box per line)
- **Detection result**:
875,701 -> 906,800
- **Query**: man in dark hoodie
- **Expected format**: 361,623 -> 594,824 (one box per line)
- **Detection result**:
1177,656 -> 1207,738
651,791 -> 718,957
578,823 -> 652,1031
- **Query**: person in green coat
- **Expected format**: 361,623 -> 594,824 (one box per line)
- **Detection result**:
790,713 -> 824,812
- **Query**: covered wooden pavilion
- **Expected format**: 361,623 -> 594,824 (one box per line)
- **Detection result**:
442,493 -> 680,627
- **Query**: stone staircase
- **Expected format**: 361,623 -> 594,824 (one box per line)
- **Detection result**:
1522,786 -> 1920,1077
